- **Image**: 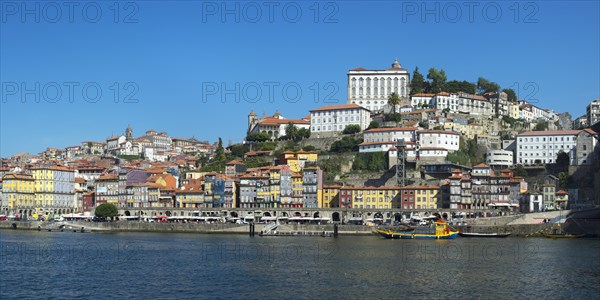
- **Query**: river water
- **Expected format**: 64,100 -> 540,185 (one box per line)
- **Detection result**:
1,230 -> 599,299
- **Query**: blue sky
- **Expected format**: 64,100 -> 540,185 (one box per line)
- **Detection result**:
1,1 -> 599,157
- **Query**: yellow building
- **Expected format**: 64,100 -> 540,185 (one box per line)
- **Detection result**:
268,167 -> 282,208
555,190 -> 569,210
32,166 -> 75,215
410,185 -> 442,209
289,173 -> 304,208
176,184 -> 204,208
281,150 -> 318,172
347,186 -> 400,209
465,123 -> 485,139
322,185 -> 341,208
508,102 -> 520,119
2,173 -> 35,215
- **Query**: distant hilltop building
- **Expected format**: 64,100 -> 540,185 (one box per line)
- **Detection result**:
347,58 -> 411,112
247,110 -> 310,140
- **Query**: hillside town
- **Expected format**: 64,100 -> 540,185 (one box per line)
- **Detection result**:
1,59 -> 599,220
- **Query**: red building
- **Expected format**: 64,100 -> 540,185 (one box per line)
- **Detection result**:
82,192 -> 95,212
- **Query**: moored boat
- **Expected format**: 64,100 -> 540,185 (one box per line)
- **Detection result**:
542,233 -> 586,239
458,232 -> 511,238
376,220 -> 458,239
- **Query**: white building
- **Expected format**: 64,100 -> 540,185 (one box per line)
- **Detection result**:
310,104 -> 371,136
347,58 -> 410,112
518,101 -> 550,121
363,127 -> 417,143
247,111 -> 310,140
435,92 -> 460,112
516,130 -> 580,165
417,130 -> 460,152
411,92 -> 460,112
144,147 -> 168,162
359,141 -> 397,153
486,150 -> 514,168
587,99 -> 600,125
458,93 -> 494,116
411,93 -> 436,109
106,135 -> 126,154
388,146 -> 448,162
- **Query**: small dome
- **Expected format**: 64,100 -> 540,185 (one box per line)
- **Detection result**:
391,58 -> 401,68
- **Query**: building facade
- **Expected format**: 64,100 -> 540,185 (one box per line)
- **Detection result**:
310,104 -> 371,136
347,58 -> 410,112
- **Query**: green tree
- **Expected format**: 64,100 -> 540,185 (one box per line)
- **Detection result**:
229,144 -> 249,158
502,88 -> 517,102
418,121 -> 429,129
556,151 -> 570,172
297,128 -> 311,140
512,165 -> 528,177
445,80 -> 476,94
427,68 -> 447,93
477,77 -> 500,94
411,66 -> 426,94
342,124 -> 361,134
330,137 -> 362,153
384,113 -> 402,122
353,152 -> 387,171
246,132 -> 270,142
215,137 -> 226,161
558,172 -> 569,190
533,121 -> 548,131
285,122 -> 299,140
302,145 -> 316,151
367,121 -> 380,130
387,92 -> 402,113
95,203 -> 118,219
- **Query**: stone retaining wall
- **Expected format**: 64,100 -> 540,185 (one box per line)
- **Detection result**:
0,221 -> 552,237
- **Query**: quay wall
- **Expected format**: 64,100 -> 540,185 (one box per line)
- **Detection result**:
0,221 -> 554,237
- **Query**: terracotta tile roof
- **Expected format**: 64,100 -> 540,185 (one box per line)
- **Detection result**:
582,128 -> 598,135
97,174 -> 118,181
310,104 -> 367,112
473,163 -> 490,168
226,160 -> 245,165
518,130 -> 581,136
364,127 -> 417,133
359,141 -> 397,146
412,93 -> 435,97
419,147 -> 449,151
401,185 -> 441,189
245,151 -> 272,156
418,130 -> 459,135
555,190 -> 568,195
2,173 -> 34,181
259,117 -> 310,126
323,184 -> 343,189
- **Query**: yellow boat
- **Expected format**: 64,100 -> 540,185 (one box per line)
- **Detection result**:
376,220 -> 459,239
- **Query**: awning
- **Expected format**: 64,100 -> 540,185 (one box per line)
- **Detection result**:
261,216 -> 277,221
490,203 -> 511,207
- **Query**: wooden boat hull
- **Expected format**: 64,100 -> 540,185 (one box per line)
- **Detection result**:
458,232 -> 511,238
376,229 -> 459,239
543,233 -> 586,239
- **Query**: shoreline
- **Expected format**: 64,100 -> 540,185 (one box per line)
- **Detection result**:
0,221 -> 559,237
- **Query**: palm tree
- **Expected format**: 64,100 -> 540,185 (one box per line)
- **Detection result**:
387,92 -> 401,113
